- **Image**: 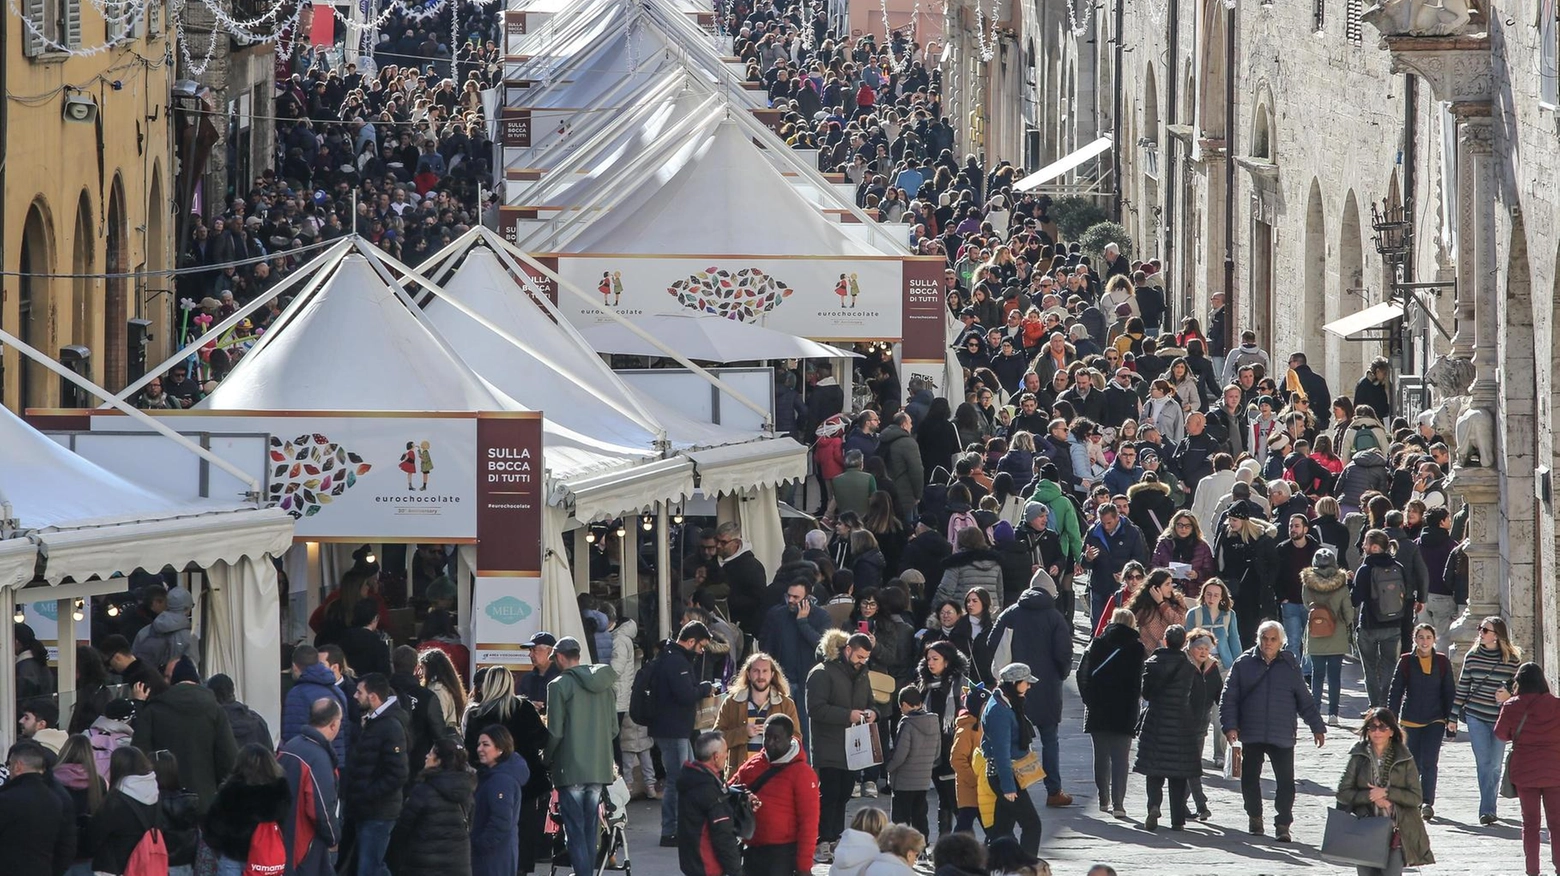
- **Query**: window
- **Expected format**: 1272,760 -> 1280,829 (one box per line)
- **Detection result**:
1314,0 -> 1325,31
1346,0 -> 1363,43
106,0 -> 146,44
23,0 -> 76,54
1542,0 -> 1559,107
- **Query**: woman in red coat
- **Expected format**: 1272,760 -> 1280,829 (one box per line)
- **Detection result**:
731,714 -> 820,876
1496,662 -> 1560,876
813,415 -> 848,516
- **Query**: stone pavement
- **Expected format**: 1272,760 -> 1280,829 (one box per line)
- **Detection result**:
608,601 -> 1536,875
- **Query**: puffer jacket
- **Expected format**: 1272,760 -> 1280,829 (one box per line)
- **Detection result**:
1126,480 -> 1176,541
1133,648 -> 1201,779
805,652 -> 873,770
830,828 -> 883,876
342,702 -> 410,821
1300,566 -> 1356,656
995,448 -> 1035,493
932,549 -> 1004,609
610,619 -> 638,712
1335,448 -> 1391,507
389,768 -> 476,876
1336,740 -> 1434,867
949,711 -> 982,808
1076,622 -> 1146,735
202,778 -> 291,862
885,709 -> 941,791
1219,648 -> 1326,746
987,587 -> 1074,728
470,755 -> 527,876
281,663 -> 350,764
731,740 -> 819,872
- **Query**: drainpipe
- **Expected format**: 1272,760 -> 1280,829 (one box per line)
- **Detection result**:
1111,0 -> 1125,221
1222,0 -> 1236,349
1163,0 -> 1179,322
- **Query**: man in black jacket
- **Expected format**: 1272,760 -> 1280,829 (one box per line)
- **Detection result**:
345,673 -> 410,876
388,645 -> 448,790
715,522 -> 769,637
0,741 -> 67,876
677,731 -> 742,876
651,623 -> 716,846
1284,352 -> 1332,430
279,698 -> 343,876
131,657 -> 237,813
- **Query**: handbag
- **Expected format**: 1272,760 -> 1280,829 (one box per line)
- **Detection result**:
868,670 -> 897,706
1009,751 -> 1046,790
1501,712 -> 1529,798
1320,807 -> 1394,869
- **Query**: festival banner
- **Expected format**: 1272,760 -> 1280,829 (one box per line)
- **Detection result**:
476,412 -> 544,575
471,575 -> 543,668
900,255 -> 948,361
503,10 -> 526,36
499,109 -> 532,148
555,255 -> 906,341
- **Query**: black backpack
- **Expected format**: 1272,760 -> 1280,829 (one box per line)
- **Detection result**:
727,762 -> 795,841
627,653 -> 661,727
1370,562 -> 1409,624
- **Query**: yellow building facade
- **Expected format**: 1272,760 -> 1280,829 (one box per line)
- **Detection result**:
1,0 -> 174,411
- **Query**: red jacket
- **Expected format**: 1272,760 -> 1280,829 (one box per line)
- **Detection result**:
814,435 -> 845,481
1496,691 -> 1560,791
731,743 -> 820,872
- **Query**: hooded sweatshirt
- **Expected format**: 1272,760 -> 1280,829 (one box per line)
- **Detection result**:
829,828 -> 882,876
544,663 -> 619,786
131,586 -> 195,671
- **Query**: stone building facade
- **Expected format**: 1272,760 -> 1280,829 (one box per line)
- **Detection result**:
180,0 -> 275,212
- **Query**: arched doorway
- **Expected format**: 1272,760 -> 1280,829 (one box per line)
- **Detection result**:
18,203 -> 55,409
1337,191 -> 1366,387
1302,179 -> 1327,376
105,177 -> 128,389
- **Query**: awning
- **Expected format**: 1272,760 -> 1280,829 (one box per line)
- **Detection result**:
32,510 -> 295,591
559,455 -> 697,523
1323,300 -> 1405,338
579,313 -> 861,361
684,439 -> 809,498
1014,136 -> 1113,192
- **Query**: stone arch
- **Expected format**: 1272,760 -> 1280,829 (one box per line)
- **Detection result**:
105,174 -> 129,389
18,199 -> 56,409
1337,190 -> 1366,388
1142,63 -> 1161,257
1251,87 -> 1275,160
1301,179 -> 1328,380
1197,0 -> 1228,139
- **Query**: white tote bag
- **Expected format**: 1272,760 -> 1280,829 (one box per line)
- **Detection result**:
845,720 -> 884,770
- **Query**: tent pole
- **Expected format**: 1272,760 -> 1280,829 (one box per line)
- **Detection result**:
573,528 -> 590,595
656,502 -> 671,642
622,520 -> 638,616
0,328 -> 263,499
0,587 -> 14,748
56,598 -> 77,720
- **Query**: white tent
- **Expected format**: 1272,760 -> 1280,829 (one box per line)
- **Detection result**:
579,313 -> 861,361
0,404 -> 294,739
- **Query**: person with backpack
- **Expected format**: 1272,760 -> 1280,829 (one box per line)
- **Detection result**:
278,697 -> 342,876
1351,529 -> 1413,709
1300,548 -> 1355,727
202,744 -> 292,876
676,731 -> 744,876
0,739 -> 68,876
88,747 -> 164,876
731,714 -> 819,876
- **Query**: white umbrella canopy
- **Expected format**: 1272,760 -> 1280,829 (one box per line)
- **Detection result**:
579,312 -> 861,362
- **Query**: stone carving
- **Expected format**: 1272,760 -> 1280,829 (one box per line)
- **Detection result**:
1425,353 -> 1476,396
1423,353 -> 1477,459
1453,405 -> 1496,467
1362,0 -> 1476,36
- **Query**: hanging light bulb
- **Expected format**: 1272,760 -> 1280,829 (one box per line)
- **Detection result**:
641,515 -> 653,531
72,599 -> 85,622
13,606 -> 24,624
615,521 -> 627,537
106,603 -> 121,618
585,529 -> 597,544
673,512 -> 684,524
364,551 -> 377,565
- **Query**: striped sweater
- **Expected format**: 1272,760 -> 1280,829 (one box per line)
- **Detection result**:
1453,644 -> 1519,724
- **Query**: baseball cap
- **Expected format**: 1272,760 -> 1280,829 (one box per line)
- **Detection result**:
524,632 -> 557,649
553,636 -> 583,657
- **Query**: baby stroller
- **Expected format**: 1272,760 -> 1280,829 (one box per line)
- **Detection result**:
547,774 -> 632,876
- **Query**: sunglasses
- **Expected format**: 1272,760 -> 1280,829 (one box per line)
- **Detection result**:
1478,626 -> 1494,634
1125,573 -> 1145,581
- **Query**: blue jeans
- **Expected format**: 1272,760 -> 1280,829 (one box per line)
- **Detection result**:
1465,715 -> 1505,817
216,859 -> 244,876
558,783 -> 604,876
1280,602 -> 1310,675
1310,654 -> 1343,717
1089,588 -> 1113,631
1404,724 -> 1444,805
355,818 -> 395,876
656,736 -> 694,839
1037,722 -> 1061,796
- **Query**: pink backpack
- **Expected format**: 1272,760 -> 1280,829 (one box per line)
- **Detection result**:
89,723 -> 132,782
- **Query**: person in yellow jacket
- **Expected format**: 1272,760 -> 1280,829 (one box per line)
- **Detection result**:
950,685 -> 991,832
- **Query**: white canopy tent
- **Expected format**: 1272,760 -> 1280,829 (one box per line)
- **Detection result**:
0,404 -> 295,741
579,313 -> 861,361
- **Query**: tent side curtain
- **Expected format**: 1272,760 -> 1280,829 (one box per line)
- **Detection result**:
203,555 -> 283,734
542,504 -> 588,646
684,439 -> 808,499
561,456 -> 696,523
0,540 -> 38,591
32,509 -> 296,587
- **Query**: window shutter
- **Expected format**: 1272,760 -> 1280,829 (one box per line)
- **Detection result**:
66,0 -> 81,47
146,0 -> 160,38
24,0 -> 45,56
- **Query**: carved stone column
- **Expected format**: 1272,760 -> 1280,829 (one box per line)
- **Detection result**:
1456,114 -> 1498,407
1446,467 -> 1504,666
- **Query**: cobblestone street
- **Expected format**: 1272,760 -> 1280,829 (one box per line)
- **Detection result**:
617,606 -> 1536,875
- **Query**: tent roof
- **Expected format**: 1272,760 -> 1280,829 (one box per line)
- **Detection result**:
199,255 -> 517,413
554,121 -> 881,255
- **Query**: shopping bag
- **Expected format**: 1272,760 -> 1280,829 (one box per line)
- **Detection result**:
1223,742 -> 1242,780
1319,807 -> 1393,869
867,670 -> 897,706
845,720 -> 883,770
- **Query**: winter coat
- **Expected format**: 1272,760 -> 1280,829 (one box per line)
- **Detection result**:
677,760 -> 743,876
731,742 -> 819,871
759,601 -> 832,695
1336,448 -> 1392,506
203,778 -> 291,862
1082,517 -> 1149,595
1173,433 -> 1220,496
1076,623 -> 1146,735
1029,478 -> 1082,560
463,696 -> 550,798
1102,460 -> 1144,497
1144,395 -> 1185,445
879,425 -> 925,516
132,608 -> 195,672
995,448 -> 1035,494
1336,740 -> 1434,867
544,663 -> 620,786
1151,535 -> 1217,597
279,726 -> 341,876
1134,599 -> 1188,654
1127,481 -> 1176,541
918,417 -> 963,477
886,709 -> 941,791
815,434 -> 846,481
647,640 -> 715,739
715,686 -> 801,765
1351,553 -> 1411,630
1214,525 -> 1279,619
1496,692 -> 1560,790
900,529 -> 954,591
829,828 -> 882,876
863,853 -> 921,876
610,619 -> 639,713
470,755 -> 528,876
1184,604 -> 1241,667
343,701 -> 411,821
719,547 -> 769,635
131,682 -> 239,813
1300,566 -> 1356,656
806,654 -> 874,770
933,549 -> 1004,609
282,663 -> 351,764
90,777 -> 161,875
0,771 -> 67,876
990,537 -> 1034,609
853,549 -> 888,591
1389,651 -> 1455,727
1384,526 -> 1431,606
389,768 -> 475,876
980,690 -> 1031,795
987,587 -> 1073,727
221,699 -> 273,751
949,711 -> 983,808
1219,648 -> 1326,747
1134,648 -> 1202,779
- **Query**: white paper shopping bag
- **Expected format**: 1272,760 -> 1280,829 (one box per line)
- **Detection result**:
845,720 -> 883,770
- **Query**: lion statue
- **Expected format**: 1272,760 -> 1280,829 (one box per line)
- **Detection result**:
1454,405 -> 1496,467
